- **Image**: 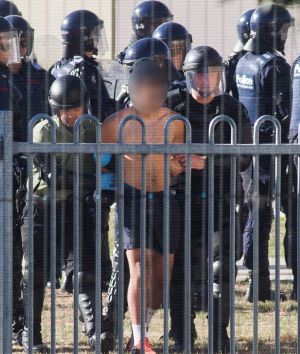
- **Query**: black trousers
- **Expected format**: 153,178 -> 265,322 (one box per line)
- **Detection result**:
170,191 -> 242,340
21,194 -> 96,336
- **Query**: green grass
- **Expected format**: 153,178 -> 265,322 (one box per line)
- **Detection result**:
12,280 -> 297,353
12,212 -> 297,353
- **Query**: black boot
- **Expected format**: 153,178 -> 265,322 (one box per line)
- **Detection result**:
245,270 -> 287,302
22,284 -> 47,352
212,289 -> 230,354
173,320 -> 197,353
78,293 -> 97,350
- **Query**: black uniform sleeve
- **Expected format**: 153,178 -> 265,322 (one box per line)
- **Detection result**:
214,97 -> 252,173
261,58 -> 291,143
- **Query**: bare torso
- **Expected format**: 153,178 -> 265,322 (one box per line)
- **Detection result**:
102,107 -> 184,192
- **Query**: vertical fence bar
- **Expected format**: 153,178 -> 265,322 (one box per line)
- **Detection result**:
73,128 -> 80,354
181,117 -> 192,353
27,130 -> 35,354
297,124 -> 300,354
28,114 -> 55,354
116,151 -> 124,354
0,112 -> 13,354
74,115 -> 102,353
252,120 -> 260,354
252,115 -> 277,353
227,117 -> 237,354
117,116 -> 144,353
94,119 -> 103,354
163,121 -> 171,354
207,118 -> 215,354
273,121 -> 282,354
119,115 -> 147,354
164,115 -> 191,353
139,121 -> 147,354
209,115 -> 237,354
50,124 -> 57,354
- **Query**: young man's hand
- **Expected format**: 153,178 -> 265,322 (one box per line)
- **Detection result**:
170,156 -> 185,176
174,154 -> 207,170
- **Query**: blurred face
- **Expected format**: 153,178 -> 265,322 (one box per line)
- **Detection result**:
129,79 -> 168,115
59,106 -> 85,127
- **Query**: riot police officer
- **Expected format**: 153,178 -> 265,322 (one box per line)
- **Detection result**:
6,17 -> 50,340
21,76 -> 101,352
235,4 -> 295,302
0,15 -> 24,345
0,0 -> 21,17
224,8 -> 255,99
49,9 -> 115,121
152,22 -> 192,108
171,46 -> 251,353
49,9 -> 114,300
116,0 -> 173,64
153,21 -> 192,73
6,15 -> 48,140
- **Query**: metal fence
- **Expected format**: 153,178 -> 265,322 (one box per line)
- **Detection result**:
0,111 -> 299,353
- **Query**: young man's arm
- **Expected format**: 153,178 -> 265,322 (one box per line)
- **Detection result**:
101,113 -> 120,144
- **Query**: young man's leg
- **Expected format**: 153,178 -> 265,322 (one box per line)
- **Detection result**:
147,251 -> 174,311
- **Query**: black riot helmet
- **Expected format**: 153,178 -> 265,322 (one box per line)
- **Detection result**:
0,16 -> 20,64
244,4 -> 294,54
61,10 -> 108,58
0,1 -> 21,17
49,75 -> 90,114
6,15 -> 34,57
183,46 -> 225,98
233,8 -> 255,53
123,37 -> 180,81
132,1 -> 173,39
153,22 -> 192,70
123,37 -> 170,66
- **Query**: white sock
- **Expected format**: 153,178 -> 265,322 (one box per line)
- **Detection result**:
146,308 -> 155,336
132,324 -> 142,346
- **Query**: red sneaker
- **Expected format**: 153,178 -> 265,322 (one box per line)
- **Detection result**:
131,338 -> 157,354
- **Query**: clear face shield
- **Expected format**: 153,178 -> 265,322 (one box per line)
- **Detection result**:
276,21 -> 294,55
171,39 -> 191,71
185,66 -> 226,98
0,29 -> 20,65
86,25 -> 108,56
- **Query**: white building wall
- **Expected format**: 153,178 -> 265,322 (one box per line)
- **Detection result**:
12,0 -> 300,69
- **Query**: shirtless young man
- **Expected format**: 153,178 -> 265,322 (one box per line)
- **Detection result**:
102,58 -> 184,354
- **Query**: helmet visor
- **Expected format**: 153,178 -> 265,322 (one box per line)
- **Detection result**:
0,30 -> 20,64
87,25 -> 108,56
185,66 -> 225,98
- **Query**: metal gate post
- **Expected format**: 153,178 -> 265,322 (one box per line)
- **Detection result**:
0,111 -> 13,354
